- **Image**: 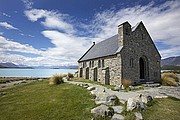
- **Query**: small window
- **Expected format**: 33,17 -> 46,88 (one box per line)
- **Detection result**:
141,34 -> 143,40
83,62 -> 86,68
92,61 -> 94,67
98,59 -> 101,68
130,58 -> 133,68
102,59 -> 105,68
89,61 -> 91,68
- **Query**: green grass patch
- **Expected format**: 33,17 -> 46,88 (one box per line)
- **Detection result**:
0,80 -> 96,120
142,97 -> 180,120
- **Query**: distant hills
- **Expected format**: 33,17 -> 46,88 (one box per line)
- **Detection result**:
161,56 -> 180,70
0,62 -> 78,69
161,56 -> 180,66
1,56 -> 179,70
0,63 -> 33,69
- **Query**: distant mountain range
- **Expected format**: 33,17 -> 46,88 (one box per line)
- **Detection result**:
0,62 -> 78,69
161,56 -> 180,66
0,63 -> 33,68
1,56 -> 179,69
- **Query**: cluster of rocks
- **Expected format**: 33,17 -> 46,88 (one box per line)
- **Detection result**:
67,80 -> 180,120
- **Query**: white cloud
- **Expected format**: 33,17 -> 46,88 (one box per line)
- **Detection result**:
24,9 -> 75,33
0,21 -> 18,30
41,30 -> 91,61
1,0 -> 180,66
22,0 -> 33,9
0,36 -> 42,55
84,0 -> 180,58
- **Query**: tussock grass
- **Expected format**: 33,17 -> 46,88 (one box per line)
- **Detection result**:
49,74 -> 64,85
122,79 -> 132,89
161,73 -> 179,86
0,81 -> 95,120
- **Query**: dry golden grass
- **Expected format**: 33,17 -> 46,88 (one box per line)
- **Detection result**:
122,79 -> 132,89
49,74 -> 64,85
161,73 -> 179,86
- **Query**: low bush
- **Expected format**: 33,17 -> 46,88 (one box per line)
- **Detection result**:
49,74 -> 64,85
161,73 -> 179,86
67,73 -> 74,78
122,79 -> 132,89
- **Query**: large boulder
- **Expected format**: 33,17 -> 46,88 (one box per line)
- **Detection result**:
127,94 -> 153,111
91,104 -> 114,118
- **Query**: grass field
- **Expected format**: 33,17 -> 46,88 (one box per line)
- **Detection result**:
0,79 -> 180,120
0,80 -> 95,120
141,97 -> 180,120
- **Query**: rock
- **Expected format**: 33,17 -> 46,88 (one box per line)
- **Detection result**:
113,86 -> 120,91
91,105 -> 114,118
0,92 -> 6,96
127,94 -> 152,111
112,106 -> 123,114
21,80 -> 27,83
95,93 -> 116,105
154,95 -> 168,98
127,97 -> 136,111
87,86 -> 95,91
129,86 -> 135,90
111,114 -> 124,120
134,112 -> 143,120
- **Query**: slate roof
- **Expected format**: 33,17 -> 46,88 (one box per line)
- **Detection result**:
78,34 -> 121,62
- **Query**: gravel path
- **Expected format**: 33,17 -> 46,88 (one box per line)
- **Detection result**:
66,80 -> 180,101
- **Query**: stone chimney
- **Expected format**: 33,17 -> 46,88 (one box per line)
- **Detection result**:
118,21 -> 131,47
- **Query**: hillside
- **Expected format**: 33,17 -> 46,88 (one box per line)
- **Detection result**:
0,63 -> 32,69
161,56 -> 180,66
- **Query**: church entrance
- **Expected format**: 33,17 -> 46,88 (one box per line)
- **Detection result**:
93,67 -> 98,81
85,67 -> 89,79
105,67 -> 110,85
80,68 -> 83,77
139,57 -> 149,81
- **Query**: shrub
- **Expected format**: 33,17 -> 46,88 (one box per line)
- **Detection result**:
161,73 -> 179,86
67,73 -> 74,78
122,79 -> 132,89
49,74 -> 64,85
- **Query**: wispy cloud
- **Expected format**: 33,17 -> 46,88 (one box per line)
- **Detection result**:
0,21 -> 18,30
84,0 -> 180,58
2,0 -> 179,66
0,36 -> 42,55
22,0 -> 33,9
24,9 -> 75,33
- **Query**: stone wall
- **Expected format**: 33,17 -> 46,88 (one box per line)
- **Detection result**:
78,55 -> 122,85
119,22 -> 161,84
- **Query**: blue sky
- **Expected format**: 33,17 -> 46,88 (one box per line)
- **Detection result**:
0,0 -> 180,66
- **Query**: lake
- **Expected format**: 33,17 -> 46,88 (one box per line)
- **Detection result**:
0,68 -> 78,77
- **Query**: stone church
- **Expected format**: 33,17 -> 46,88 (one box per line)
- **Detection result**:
78,21 -> 161,85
